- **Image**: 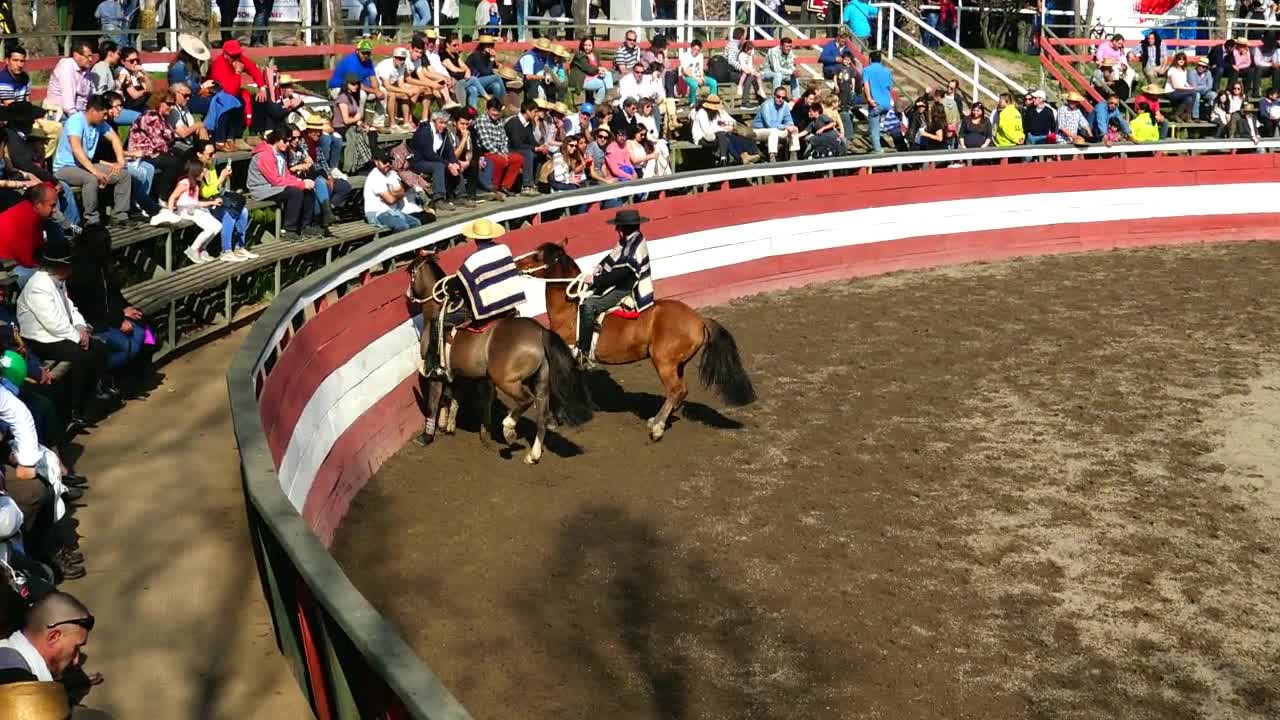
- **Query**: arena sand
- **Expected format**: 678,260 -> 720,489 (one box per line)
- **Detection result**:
334,241 -> 1280,720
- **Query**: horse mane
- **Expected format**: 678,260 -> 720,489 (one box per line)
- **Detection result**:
410,252 -> 446,281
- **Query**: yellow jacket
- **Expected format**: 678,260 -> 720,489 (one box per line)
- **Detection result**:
1130,113 -> 1160,142
994,105 -> 1025,146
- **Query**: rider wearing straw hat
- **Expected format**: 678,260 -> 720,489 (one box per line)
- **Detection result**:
425,218 -> 527,377
572,208 -> 655,366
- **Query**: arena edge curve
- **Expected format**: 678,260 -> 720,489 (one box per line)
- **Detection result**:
228,152 -> 1280,718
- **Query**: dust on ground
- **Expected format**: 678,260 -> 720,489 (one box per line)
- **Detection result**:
334,241 -> 1280,720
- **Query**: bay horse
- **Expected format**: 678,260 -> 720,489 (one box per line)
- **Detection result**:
516,241 -> 756,440
406,251 -> 593,464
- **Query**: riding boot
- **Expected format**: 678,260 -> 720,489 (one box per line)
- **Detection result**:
575,305 -> 595,364
319,201 -> 336,235
425,325 -> 446,378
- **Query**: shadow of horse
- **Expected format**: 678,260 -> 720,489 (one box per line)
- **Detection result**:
584,370 -> 745,431
414,378 -> 586,460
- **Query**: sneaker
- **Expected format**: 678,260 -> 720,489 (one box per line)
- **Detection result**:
198,250 -> 215,263
55,556 -> 85,580
61,487 -> 84,502
301,225 -> 324,237
220,252 -> 247,263
740,152 -> 761,165
520,187 -> 540,197
236,247 -> 260,259
330,169 -> 348,180
183,247 -> 202,265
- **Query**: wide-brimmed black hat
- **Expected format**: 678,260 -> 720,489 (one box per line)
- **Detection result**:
36,235 -> 74,267
4,101 -> 43,124
605,209 -> 649,226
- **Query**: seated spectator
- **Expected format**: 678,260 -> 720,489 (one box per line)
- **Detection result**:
504,99 -> 544,196
917,99 -> 949,150
463,35 -> 508,104
474,98 -> 526,198
519,38 -> 558,102
567,102 -> 593,137
16,235 -> 115,422
1227,37 -> 1253,91
44,42 -> 94,122
1135,84 -> 1171,139
114,47 -> 152,123
735,42 -> 762,106
625,125 -> 671,178
1211,90 -> 1232,137
1130,108 -> 1162,142
206,40 -> 267,152
164,158 -> 226,265
1089,93 -> 1133,144
330,74 -> 373,173
247,130 -> 319,241
959,102 -> 992,148
833,51 -> 861,141
0,185 -> 60,287
610,97 -> 641,140
66,225 -> 154,376
449,111 -> 482,205
679,39 -> 718,107
166,82 -> 210,155
1056,92 -> 1094,143
539,100 -> 567,156
410,111 -> 463,211
327,38 -> 381,112
1231,101 -> 1263,142
4,103 -> 60,201
762,37 -> 799,96
618,61 -> 667,128
193,140 -> 255,261
614,30 -> 642,75
1255,32 -> 1279,97
87,41 -> 122,100
1021,89 -> 1056,144
636,97 -> 662,139
571,38 -> 614,105
551,133 -> 589,193
0,132 -> 45,213
1094,33 -> 1127,66
373,48 -> 420,133
546,45 -> 572,104
691,94 -> 758,165
406,33 -> 452,107
167,34 -> 213,116
1261,86 -> 1280,136
879,100 -> 911,152
752,87 -> 801,162
724,27 -> 745,83
288,120 -> 352,231
1188,55 -> 1215,121
440,34 -> 488,111
126,92 -> 184,204
801,101 -> 845,157
1163,52 -> 1197,122
1090,59 -> 1128,102
0,591 -> 94,682
0,46 -> 30,106
52,96 -> 132,227
253,74 -> 308,135
819,30 -> 851,80
364,150 -> 422,231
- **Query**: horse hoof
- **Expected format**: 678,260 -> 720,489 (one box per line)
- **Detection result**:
414,433 -> 434,447
649,427 -> 665,442
502,426 -> 518,444
523,453 -> 540,465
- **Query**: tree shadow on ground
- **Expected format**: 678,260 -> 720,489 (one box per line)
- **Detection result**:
503,503 -> 841,719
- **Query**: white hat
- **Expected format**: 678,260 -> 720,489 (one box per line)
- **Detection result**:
0,496 -> 24,539
178,33 -> 211,62
1031,89 -> 1047,100
392,47 -> 409,59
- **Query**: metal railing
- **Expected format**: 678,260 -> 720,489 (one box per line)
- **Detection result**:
874,2 -> 1028,102
228,136 -> 1280,719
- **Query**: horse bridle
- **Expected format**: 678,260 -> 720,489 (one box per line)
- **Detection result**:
516,249 -> 592,300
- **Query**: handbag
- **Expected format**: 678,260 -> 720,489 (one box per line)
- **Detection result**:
220,190 -> 246,216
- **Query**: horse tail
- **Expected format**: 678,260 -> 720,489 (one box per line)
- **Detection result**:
699,319 -> 757,407
543,329 -> 594,427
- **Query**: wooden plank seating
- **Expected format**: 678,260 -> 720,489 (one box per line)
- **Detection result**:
1168,121 -> 1217,140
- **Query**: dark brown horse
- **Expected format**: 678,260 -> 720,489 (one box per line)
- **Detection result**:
516,241 -> 756,440
407,252 -> 593,463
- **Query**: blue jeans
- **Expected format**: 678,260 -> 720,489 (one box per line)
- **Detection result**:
127,159 -> 153,198
460,77 -> 486,108
212,206 -> 249,251
312,177 -> 353,211
58,181 -> 81,228
366,209 -> 421,231
360,1 -> 380,33
319,133 -> 344,170
583,74 -> 614,104
867,105 -> 885,152
252,0 -> 274,44
476,74 -> 506,100
96,324 -> 147,369
412,0 -> 432,25
761,70 -> 798,94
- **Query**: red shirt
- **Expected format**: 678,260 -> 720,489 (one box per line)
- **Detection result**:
208,52 -> 265,96
0,201 -> 44,268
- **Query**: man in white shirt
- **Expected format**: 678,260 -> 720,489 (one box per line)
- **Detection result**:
16,236 -> 113,421
617,61 -> 667,132
404,34 -> 449,104
375,48 -> 424,132
364,151 -> 422,231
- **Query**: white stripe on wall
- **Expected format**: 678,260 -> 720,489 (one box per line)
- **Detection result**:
273,183 -> 1280,507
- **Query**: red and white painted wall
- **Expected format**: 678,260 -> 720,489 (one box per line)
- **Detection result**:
255,153 -> 1280,544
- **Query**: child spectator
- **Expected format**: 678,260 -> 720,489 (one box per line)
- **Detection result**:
167,158 -> 225,265
194,140 -> 255,261
679,39 -> 718,107
736,41 -> 761,106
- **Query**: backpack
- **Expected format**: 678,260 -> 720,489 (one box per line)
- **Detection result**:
707,55 -> 733,84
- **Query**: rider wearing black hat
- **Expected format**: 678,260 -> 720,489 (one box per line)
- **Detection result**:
574,208 -> 655,366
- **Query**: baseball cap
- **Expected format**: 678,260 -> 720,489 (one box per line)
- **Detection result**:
392,47 -> 409,59
579,102 -> 594,114
356,38 -> 374,53
0,350 -> 26,388
1031,89 -> 1047,100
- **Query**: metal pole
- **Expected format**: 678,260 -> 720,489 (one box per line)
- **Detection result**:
303,0 -> 312,45
954,0 -> 961,45
168,0 -> 178,49
887,6 -> 895,58
971,61 -> 979,102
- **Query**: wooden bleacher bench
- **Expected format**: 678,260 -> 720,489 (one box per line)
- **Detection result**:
111,223 -> 173,251
122,219 -> 384,317
1167,121 -> 1216,139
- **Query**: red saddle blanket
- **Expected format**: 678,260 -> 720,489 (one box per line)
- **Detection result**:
463,319 -> 499,334
608,307 -> 641,320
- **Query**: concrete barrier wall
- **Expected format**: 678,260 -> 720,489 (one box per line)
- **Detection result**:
256,153 -> 1280,545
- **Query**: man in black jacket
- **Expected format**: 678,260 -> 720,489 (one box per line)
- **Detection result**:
503,99 -> 544,196
3,103 -> 79,235
610,97 -> 641,139
410,110 -> 462,210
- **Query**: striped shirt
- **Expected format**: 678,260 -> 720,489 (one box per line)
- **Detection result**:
614,44 -> 641,73
0,69 -> 29,104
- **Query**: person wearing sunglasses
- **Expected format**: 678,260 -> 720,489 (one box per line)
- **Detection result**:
0,591 -> 94,683
114,47 -> 153,126
751,87 -> 801,162
46,41 -> 95,122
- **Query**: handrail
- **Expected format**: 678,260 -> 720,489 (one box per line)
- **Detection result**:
873,2 -> 1027,102
1040,27 -> 1097,113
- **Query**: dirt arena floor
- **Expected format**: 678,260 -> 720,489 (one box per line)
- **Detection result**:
333,242 -> 1280,720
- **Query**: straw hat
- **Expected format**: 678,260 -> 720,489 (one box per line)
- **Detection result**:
278,73 -> 296,85
1072,134 -> 1089,146
477,34 -> 497,45
553,44 -> 572,59
552,101 -> 570,115
702,93 -> 724,109
0,681 -> 70,719
1234,36 -> 1251,45
1244,102 -> 1258,112
422,28 -> 439,40
1099,58 -> 1115,68
303,114 -> 326,131
1064,91 -> 1084,103
496,66 -> 523,89
462,218 -> 507,240
178,33 -> 211,62
1141,83 -> 1167,95
533,97 -> 552,110
1197,55 -> 1210,66
533,37 -> 553,52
